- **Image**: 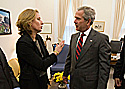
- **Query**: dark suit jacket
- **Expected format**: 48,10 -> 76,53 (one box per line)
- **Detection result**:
113,36 -> 125,80
0,48 -> 19,89
16,31 -> 57,89
64,28 -> 111,89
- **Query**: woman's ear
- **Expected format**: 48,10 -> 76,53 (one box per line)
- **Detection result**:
28,22 -> 32,27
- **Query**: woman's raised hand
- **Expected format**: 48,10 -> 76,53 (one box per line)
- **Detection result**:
54,40 -> 65,55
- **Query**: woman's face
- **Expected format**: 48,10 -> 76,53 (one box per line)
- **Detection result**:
31,12 -> 43,33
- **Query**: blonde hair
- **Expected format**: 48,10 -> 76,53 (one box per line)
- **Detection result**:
16,9 -> 39,35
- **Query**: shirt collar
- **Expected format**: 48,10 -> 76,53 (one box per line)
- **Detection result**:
80,27 -> 91,36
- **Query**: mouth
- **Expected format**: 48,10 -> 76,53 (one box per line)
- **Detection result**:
41,25 -> 43,29
75,24 -> 79,30
76,25 -> 78,28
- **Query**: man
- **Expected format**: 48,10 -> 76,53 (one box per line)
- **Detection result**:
113,35 -> 125,89
63,6 -> 111,89
0,48 -> 20,89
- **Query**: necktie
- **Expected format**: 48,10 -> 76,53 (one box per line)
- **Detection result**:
76,33 -> 84,60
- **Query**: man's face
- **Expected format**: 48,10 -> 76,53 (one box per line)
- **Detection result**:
74,10 -> 88,32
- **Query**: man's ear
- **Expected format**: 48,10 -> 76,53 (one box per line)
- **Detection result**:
87,19 -> 91,25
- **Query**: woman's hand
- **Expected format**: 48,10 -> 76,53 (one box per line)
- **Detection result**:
63,76 -> 68,84
54,40 -> 65,55
115,78 -> 122,87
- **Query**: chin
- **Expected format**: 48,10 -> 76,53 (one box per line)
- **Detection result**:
37,30 -> 42,33
76,29 -> 79,31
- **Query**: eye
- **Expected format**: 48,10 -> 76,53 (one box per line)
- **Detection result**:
76,17 -> 81,20
37,18 -> 40,20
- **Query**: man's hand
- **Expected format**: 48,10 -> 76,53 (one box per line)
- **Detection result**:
115,78 -> 122,87
63,76 -> 68,84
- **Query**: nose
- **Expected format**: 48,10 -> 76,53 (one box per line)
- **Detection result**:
74,19 -> 77,24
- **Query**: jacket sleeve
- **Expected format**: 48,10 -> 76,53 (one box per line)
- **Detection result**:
0,48 -> 19,88
63,44 -> 71,77
63,35 -> 73,77
113,43 -> 124,79
97,35 -> 111,89
16,39 -> 57,71
9,66 -> 20,88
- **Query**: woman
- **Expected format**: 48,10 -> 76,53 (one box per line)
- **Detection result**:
16,8 -> 64,89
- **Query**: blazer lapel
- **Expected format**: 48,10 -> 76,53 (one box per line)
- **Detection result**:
77,28 -> 96,63
72,32 -> 80,62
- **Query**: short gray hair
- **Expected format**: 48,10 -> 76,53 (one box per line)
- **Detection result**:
78,6 -> 96,25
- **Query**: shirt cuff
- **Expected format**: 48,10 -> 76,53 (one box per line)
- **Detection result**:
14,87 -> 20,89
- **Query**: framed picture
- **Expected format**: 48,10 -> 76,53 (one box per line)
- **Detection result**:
0,9 -> 11,35
92,21 -> 105,32
40,23 -> 52,34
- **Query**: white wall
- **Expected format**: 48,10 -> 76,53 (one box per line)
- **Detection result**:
0,0 -> 55,60
87,0 -> 115,40
0,0 -> 116,60
36,0 -> 55,53
0,0 -> 36,60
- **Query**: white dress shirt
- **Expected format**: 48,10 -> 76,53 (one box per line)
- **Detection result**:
14,87 -> 20,89
77,27 -> 91,46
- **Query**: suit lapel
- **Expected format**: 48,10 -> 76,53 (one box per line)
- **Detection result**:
72,32 -> 80,62
77,28 -> 96,63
